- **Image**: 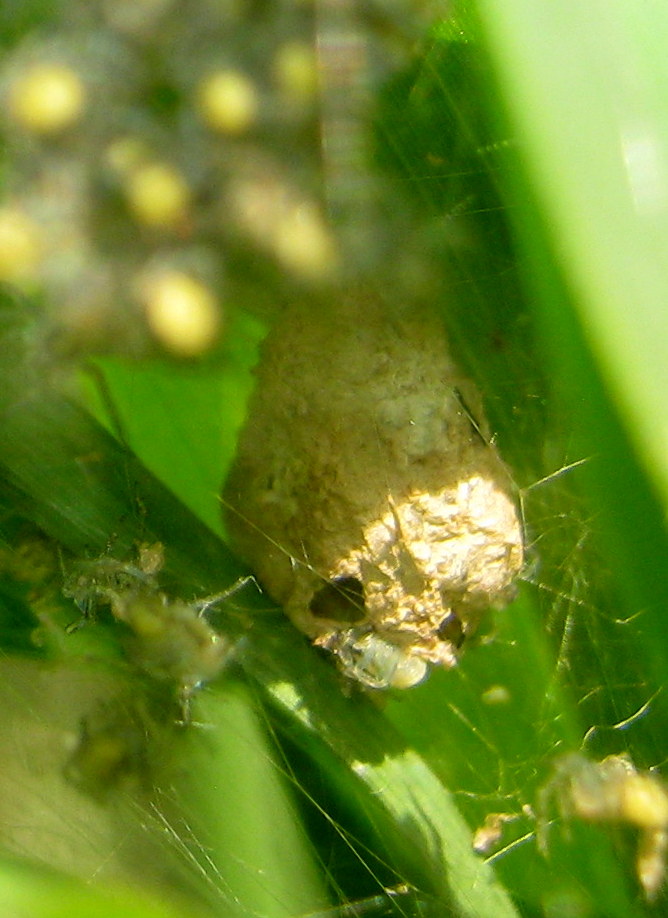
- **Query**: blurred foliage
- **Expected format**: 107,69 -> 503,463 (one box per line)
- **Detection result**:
0,1 -> 667,918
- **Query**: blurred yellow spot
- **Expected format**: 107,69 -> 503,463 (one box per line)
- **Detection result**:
481,684 -> 511,705
231,177 -> 338,280
197,70 -> 258,135
8,63 -> 85,134
273,42 -> 317,101
0,208 -> 41,283
273,202 -> 339,279
125,162 -> 190,229
104,136 -> 150,176
140,269 -> 220,356
620,774 -> 668,830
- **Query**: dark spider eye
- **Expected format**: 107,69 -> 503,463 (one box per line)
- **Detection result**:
309,577 -> 365,623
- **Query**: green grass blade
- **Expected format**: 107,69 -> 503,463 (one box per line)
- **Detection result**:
477,0 -> 668,511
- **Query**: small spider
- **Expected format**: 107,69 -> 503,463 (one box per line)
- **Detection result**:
62,542 -> 251,718
538,752 -> 668,901
472,811 -> 524,856
62,540 -> 163,624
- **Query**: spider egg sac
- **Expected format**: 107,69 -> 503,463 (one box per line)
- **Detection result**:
223,295 -> 523,688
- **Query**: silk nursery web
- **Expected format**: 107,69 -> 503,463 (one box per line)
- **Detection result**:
0,2 -> 667,917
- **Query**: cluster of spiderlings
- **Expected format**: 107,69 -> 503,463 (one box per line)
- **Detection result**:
0,0 -> 436,359
0,1 -> 325,356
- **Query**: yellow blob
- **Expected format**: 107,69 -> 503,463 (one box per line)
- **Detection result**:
273,42 -> 318,101
273,202 -> 339,279
125,162 -> 190,229
0,208 -> 41,283
481,684 -> 511,705
197,70 -> 258,135
8,63 -> 85,135
620,774 -> 668,830
104,136 -> 150,177
140,269 -> 220,356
